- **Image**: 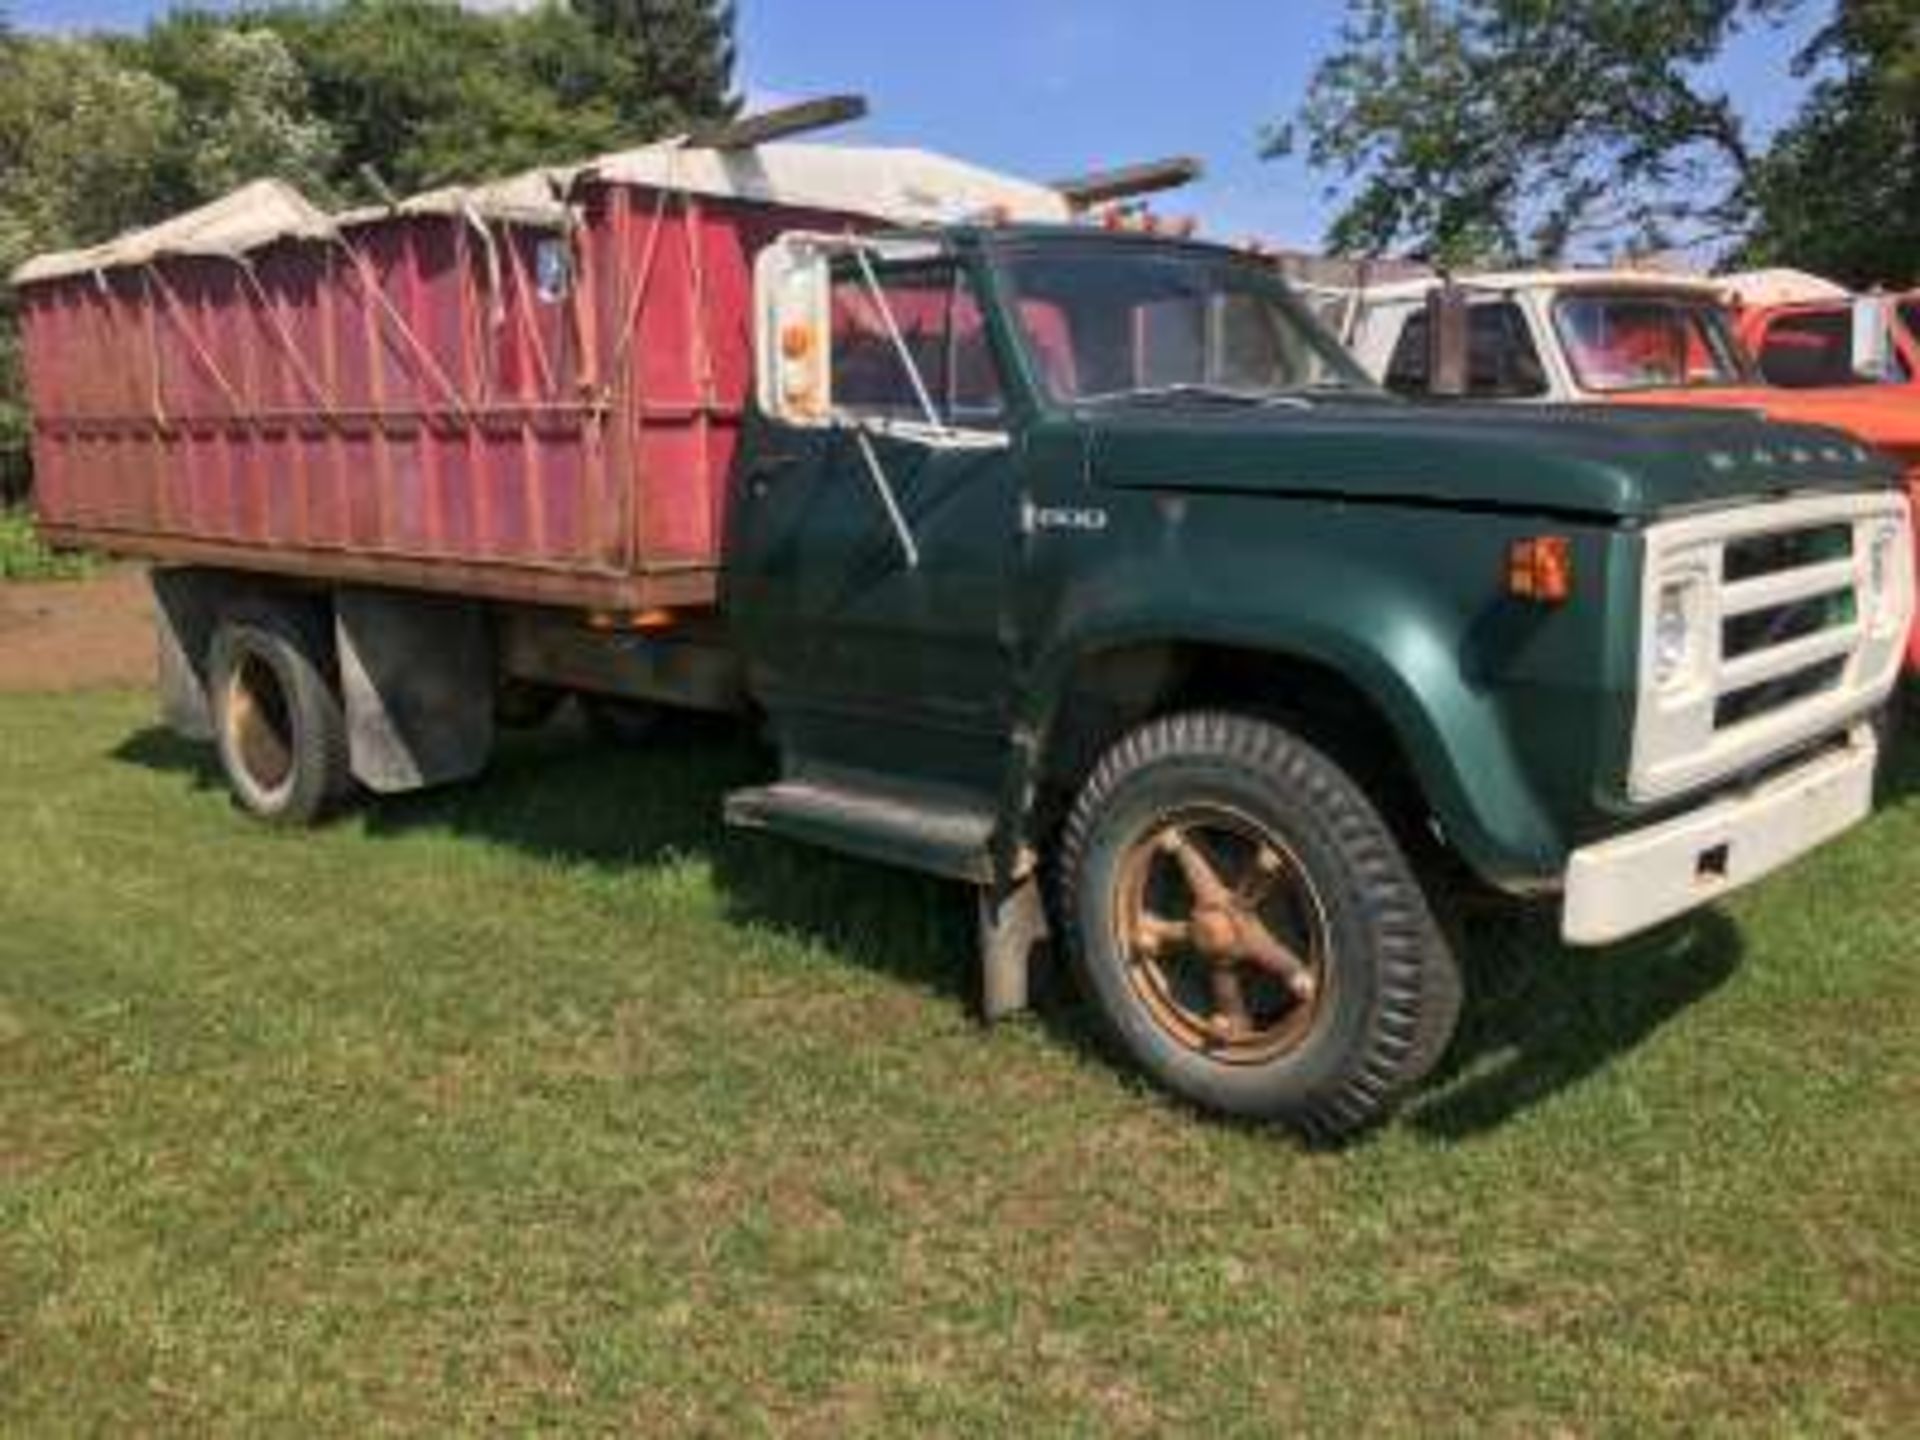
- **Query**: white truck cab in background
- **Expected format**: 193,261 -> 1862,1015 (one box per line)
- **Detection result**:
1341,270 -> 1755,402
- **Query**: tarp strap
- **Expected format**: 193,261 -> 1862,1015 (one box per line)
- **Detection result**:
605,166 -> 678,385
328,234 -> 475,423
236,257 -> 340,413
143,263 -> 247,416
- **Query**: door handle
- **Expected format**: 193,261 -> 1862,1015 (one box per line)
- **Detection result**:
747,449 -> 805,477
744,449 -> 805,498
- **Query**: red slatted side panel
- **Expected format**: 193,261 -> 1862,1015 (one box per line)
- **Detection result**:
15,185 -> 879,597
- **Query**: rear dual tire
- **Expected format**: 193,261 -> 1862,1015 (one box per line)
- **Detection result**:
1058,711 -> 1460,1140
208,606 -> 352,826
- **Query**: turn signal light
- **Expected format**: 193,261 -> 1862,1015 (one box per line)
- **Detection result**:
1507,536 -> 1573,603
780,323 -> 815,360
586,607 -> 679,633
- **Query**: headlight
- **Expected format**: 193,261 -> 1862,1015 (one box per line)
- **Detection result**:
1653,576 -> 1705,689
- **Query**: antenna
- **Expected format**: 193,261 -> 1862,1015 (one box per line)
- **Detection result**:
1052,157 -> 1204,211
688,95 -> 869,150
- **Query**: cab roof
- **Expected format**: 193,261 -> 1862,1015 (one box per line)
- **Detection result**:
1355,269 -> 1729,304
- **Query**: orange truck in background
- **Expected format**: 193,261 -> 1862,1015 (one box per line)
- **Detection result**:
1723,270 -> 1920,673
1723,268 -> 1920,398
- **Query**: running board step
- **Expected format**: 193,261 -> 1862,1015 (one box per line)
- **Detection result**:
723,771 -> 997,882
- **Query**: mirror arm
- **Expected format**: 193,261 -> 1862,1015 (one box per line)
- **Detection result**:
848,421 -> 921,568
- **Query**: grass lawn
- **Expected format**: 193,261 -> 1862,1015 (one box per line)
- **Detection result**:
2,690 -> 1916,1433
0,508 -> 92,583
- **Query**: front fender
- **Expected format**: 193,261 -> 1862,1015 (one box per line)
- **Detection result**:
1012,495 -> 1629,889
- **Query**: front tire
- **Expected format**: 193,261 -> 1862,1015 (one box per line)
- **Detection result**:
208,605 -> 352,826
1057,711 -> 1460,1140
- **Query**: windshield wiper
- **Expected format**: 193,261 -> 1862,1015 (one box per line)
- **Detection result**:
1262,378 -> 1369,401
1081,382 -> 1283,407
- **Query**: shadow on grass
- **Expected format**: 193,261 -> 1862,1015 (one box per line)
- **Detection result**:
115,714 -> 982,1012
1876,709 -> 1920,806
113,715 -> 1754,1136
1403,908 -> 1742,1142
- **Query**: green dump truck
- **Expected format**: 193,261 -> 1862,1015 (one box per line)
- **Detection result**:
20,136 -> 1913,1137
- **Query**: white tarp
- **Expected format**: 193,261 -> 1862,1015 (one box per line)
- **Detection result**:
586,141 -> 1070,227
11,179 -> 335,285
12,140 -> 1071,287
1718,268 -> 1852,308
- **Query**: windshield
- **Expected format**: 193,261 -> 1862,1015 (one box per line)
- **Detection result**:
1552,292 -> 1750,393
993,247 -> 1375,405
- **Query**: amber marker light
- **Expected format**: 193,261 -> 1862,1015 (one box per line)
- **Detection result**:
1507,535 -> 1574,603
586,608 -> 678,633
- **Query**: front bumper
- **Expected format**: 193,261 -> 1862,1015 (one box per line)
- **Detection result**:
1562,726 -> 1877,946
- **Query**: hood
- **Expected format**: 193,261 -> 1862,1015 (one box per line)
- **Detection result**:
1084,400 -> 1899,521
1612,385 -> 1920,462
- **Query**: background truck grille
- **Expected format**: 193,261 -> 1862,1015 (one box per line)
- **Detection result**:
1630,491 -> 1911,803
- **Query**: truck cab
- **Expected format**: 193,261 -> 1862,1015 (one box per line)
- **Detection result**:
725,227 -> 1910,1130
1722,268 -> 1920,398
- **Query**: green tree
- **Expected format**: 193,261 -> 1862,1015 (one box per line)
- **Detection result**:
572,0 -> 738,127
138,16 -> 339,205
1742,0 -> 1920,286
1271,0 -> 1799,265
227,0 -> 735,199
0,35 -> 180,274
0,34 -> 182,501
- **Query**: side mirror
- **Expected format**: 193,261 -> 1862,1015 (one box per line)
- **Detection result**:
754,237 -> 833,424
1425,284 -> 1471,397
1851,293 -> 1896,382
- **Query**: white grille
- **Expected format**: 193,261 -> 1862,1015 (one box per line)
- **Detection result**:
1630,490 -> 1913,802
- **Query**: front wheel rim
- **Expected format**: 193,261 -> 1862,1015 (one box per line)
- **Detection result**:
1111,804 -> 1332,1064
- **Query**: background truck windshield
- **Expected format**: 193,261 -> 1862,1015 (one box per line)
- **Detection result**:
1553,292 -> 1749,393
996,249 -> 1371,403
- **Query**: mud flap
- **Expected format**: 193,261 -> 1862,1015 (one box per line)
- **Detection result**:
334,587 -> 494,793
977,872 -> 1051,1022
150,568 -> 234,740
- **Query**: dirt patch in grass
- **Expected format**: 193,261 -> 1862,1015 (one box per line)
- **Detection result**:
0,566 -> 152,693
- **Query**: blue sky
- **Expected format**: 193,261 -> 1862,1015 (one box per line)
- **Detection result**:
10,0 -> 1829,250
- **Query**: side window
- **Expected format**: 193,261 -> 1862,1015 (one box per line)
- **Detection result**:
1383,301 -> 1547,398
1758,311 -> 1856,387
947,282 -> 1005,422
1383,310 -> 1434,394
829,262 -> 1006,426
1136,298 -> 1206,388
1759,309 -> 1910,387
